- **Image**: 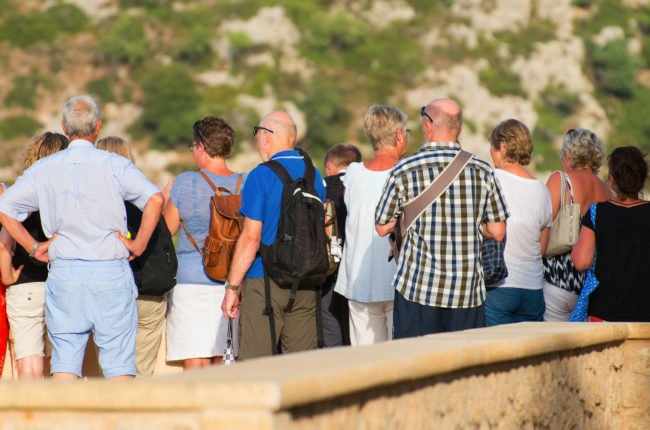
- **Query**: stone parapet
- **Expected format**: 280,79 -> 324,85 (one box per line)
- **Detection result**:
0,322 -> 647,429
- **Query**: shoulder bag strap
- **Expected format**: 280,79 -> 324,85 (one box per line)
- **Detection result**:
400,149 -> 474,233
180,220 -> 203,257
559,170 -> 568,209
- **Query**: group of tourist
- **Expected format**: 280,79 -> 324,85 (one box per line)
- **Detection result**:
0,94 -> 647,380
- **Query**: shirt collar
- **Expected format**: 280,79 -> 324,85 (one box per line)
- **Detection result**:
68,139 -> 95,148
418,141 -> 461,153
271,150 -> 302,160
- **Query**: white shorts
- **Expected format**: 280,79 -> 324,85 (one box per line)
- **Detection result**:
166,283 -> 238,361
6,282 -> 51,360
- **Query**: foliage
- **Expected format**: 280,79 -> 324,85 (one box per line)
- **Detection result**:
586,40 -> 642,99
494,19 -> 555,58
99,12 -> 149,66
479,64 -> 526,98
86,77 -> 116,103
532,88 -> 580,171
4,75 -> 39,109
136,64 -> 200,148
296,80 -> 350,149
574,0 -> 632,37
174,27 -> 215,68
0,4 -> 86,47
0,115 -> 42,140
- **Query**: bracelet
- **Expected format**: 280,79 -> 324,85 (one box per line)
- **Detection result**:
29,241 -> 39,257
224,280 -> 240,291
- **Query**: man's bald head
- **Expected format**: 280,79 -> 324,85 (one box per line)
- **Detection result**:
261,111 -> 297,146
423,98 -> 463,139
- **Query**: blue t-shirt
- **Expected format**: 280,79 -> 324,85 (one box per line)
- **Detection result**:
170,170 -> 247,285
240,150 -> 326,278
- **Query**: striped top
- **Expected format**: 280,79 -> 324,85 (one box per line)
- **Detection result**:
375,142 -> 509,308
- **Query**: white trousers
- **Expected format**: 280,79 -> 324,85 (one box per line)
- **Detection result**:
543,282 -> 579,322
348,299 -> 393,346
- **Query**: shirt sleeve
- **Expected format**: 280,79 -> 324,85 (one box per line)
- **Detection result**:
375,168 -> 401,224
314,168 -> 326,201
240,167 -> 266,221
582,205 -> 595,231
0,167 -> 39,222
542,186 -> 553,228
117,157 -> 161,210
483,171 -> 510,223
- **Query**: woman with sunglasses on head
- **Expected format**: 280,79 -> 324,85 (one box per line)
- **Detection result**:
571,146 -> 650,322
162,116 -> 247,370
542,128 -> 611,321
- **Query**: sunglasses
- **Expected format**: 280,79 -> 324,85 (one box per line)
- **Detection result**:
252,125 -> 274,136
193,121 -> 206,144
420,106 -> 433,123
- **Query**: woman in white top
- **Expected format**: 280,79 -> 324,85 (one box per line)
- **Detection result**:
485,119 -> 552,326
334,105 -> 408,345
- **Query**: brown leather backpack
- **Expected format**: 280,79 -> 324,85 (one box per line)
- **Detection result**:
181,171 -> 243,282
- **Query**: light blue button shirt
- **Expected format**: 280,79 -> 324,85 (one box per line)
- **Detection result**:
0,140 -> 160,261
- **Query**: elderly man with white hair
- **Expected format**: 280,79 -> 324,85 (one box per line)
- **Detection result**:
0,95 -> 163,380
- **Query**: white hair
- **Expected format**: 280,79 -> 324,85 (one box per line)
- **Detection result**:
62,95 -> 100,138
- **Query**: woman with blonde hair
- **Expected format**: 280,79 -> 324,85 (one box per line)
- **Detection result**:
334,105 -> 408,345
0,132 -> 69,378
96,136 -> 174,377
485,119 -> 552,325
542,128 -> 611,321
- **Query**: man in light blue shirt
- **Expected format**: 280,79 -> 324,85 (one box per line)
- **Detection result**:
0,95 -> 163,380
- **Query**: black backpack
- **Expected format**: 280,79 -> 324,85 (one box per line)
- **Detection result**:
259,149 -> 329,352
126,202 -> 178,296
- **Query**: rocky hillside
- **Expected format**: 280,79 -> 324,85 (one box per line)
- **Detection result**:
1,0 -> 649,186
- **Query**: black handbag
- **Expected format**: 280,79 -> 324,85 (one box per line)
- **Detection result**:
481,235 -> 507,286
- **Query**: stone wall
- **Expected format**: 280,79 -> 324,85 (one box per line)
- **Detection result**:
0,323 -> 647,430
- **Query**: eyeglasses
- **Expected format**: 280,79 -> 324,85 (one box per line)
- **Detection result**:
188,141 -> 199,152
193,121 -> 205,144
252,125 -> 274,136
420,106 -> 433,123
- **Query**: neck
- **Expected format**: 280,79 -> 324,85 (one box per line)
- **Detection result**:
200,156 -> 234,176
69,136 -> 95,143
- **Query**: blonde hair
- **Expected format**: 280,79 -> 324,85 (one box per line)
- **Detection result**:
488,119 -> 533,166
97,136 -> 135,162
560,128 -> 605,173
24,132 -> 69,170
363,105 -> 407,151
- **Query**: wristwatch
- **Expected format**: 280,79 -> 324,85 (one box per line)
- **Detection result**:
224,280 -> 240,291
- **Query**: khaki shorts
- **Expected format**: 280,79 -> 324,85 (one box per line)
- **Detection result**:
6,282 -> 51,360
239,277 -> 317,360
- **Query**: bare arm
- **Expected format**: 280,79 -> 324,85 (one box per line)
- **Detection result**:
376,219 -> 397,237
546,171 -> 562,219
162,199 -> 180,236
117,192 -> 164,259
571,227 -> 595,271
221,217 -> 262,318
483,221 -> 506,242
540,226 -> 550,257
0,227 -> 22,285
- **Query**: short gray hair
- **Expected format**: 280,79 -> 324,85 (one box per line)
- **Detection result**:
560,128 -> 606,173
62,95 -> 100,138
363,105 -> 407,150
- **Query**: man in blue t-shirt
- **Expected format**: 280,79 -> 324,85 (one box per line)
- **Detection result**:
221,111 -> 326,359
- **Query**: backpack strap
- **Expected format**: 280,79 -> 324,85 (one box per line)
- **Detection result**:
180,220 -> 203,257
263,160 -> 293,184
263,271 -> 279,355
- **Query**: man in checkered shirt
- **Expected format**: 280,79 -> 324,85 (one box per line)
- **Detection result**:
375,98 -> 509,337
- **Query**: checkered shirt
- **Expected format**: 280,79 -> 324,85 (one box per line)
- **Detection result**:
375,142 -> 509,308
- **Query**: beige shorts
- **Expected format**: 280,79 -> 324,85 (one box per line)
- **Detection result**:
6,282 -> 51,359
